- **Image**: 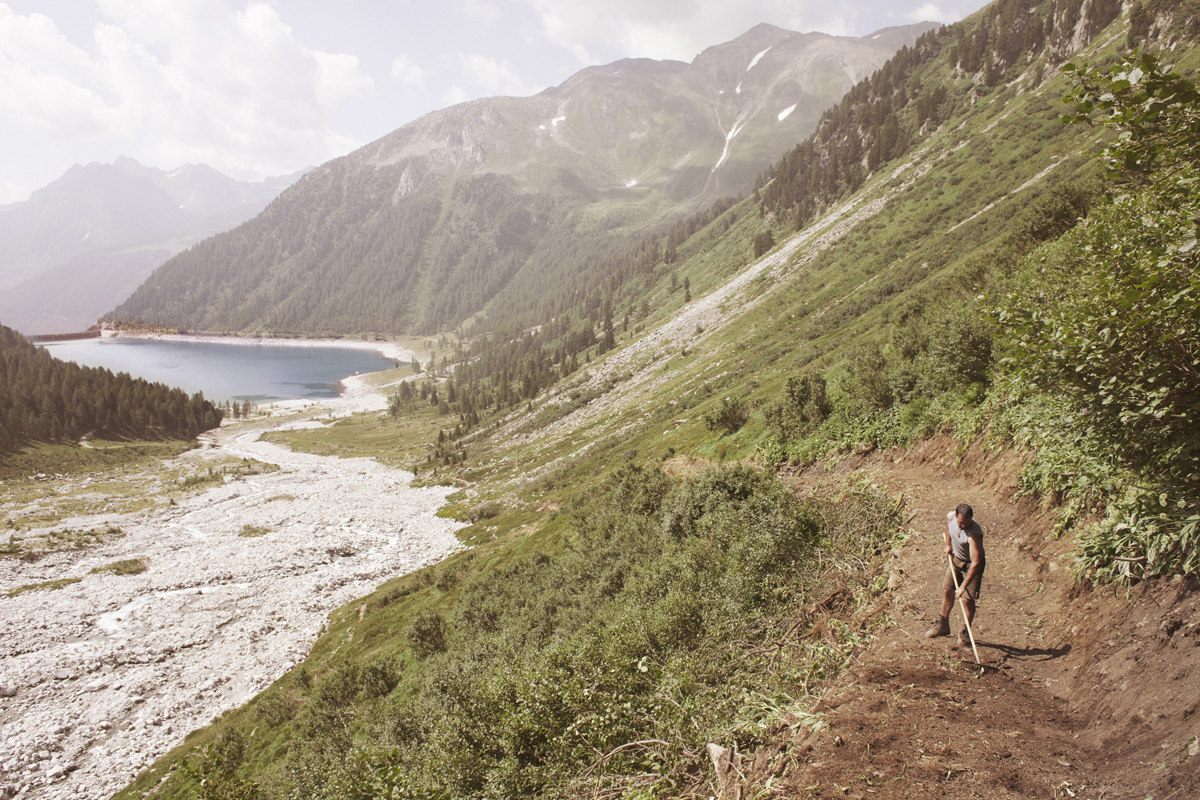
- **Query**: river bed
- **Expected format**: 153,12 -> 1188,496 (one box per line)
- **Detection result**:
0,382 -> 464,799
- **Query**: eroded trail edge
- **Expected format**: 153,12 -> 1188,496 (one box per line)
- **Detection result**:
753,437 -> 1200,800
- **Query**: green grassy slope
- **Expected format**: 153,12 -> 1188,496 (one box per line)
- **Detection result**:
113,1 -> 1200,797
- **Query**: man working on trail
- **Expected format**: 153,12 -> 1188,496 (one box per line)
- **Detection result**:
925,503 -> 985,646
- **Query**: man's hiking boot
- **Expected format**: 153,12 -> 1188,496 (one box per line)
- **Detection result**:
924,616 -> 950,638
958,627 -> 970,647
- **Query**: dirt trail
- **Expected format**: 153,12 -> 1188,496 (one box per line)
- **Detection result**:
746,436 -> 1200,800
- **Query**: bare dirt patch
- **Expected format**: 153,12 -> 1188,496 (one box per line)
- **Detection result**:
732,436 -> 1200,799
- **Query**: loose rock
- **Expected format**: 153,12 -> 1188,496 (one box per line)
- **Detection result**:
0,384 -> 465,800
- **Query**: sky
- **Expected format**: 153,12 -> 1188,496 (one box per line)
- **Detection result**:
0,0 -> 994,204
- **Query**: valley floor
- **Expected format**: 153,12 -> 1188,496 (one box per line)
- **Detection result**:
0,381 -> 464,800
5,409 -> 1197,800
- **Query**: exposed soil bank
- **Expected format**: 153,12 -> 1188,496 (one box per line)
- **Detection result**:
0,391 -> 463,799
734,437 -> 1200,799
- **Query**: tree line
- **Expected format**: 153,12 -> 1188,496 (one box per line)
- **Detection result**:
388,195 -> 746,450
758,0 -> 1122,231
0,324 -> 223,452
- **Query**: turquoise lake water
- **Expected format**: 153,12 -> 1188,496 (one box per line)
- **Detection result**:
41,338 -> 397,403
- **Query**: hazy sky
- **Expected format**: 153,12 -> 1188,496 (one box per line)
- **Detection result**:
0,0 -> 993,203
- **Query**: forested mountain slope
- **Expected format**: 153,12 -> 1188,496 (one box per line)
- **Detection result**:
116,0 -> 1200,798
104,23 -> 934,337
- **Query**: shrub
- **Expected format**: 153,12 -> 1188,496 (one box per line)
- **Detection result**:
899,397 -> 933,437
179,729 -> 261,800
839,342 -> 892,411
762,374 -> 831,445
658,463 -> 771,540
703,396 -> 749,434
270,465 -> 904,800
256,690 -> 297,728
407,610 -> 448,659
922,307 -> 993,392
752,230 -> 775,258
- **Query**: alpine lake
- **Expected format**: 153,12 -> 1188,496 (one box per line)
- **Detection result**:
40,337 -> 400,403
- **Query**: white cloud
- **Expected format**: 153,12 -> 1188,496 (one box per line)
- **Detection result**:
442,85 -> 469,107
0,1 -> 374,183
315,51 -> 374,106
460,53 -> 540,96
461,0 -> 503,24
906,4 -> 962,24
391,54 -> 424,85
515,0 -> 857,64
0,7 -> 124,139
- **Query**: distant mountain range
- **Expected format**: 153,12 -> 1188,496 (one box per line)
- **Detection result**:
0,158 -> 308,334
106,22 -> 937,337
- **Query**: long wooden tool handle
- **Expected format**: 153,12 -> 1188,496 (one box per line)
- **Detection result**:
948,554 -> 981,664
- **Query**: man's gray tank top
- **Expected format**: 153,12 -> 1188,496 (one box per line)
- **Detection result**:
947,511 -> 983,563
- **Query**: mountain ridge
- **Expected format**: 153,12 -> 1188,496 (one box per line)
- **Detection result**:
0,158 -> 308,334
105,22 -> 937,337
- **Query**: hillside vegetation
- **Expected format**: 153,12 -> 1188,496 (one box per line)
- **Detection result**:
116,0 -> 1200,798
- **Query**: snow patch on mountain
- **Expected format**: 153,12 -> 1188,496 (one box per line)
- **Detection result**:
778,105 -> 796,121
747,48 -> 771,71
713,119 -> 747,172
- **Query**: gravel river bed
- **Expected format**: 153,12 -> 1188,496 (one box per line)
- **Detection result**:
0,384 -> 464,799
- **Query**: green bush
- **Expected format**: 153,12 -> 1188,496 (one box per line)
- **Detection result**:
658,463 -> 768,540
1076,487 -> 1200,583
179,730 -> 261,800
407,611 -> 448,659
839,342 -> 892,411
898,398 -> 933,438
752,230 -> 775,258
762,374 -> 831,445
922,307 -> 993,392
703,395 -> 749,435
266,465 -> 899,800
256,690 -> 297,728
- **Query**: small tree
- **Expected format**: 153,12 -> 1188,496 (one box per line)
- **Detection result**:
406,611 -> 447,658
922,308 -> 993,393
840,342 -> 892,411
752,230 -> 775,258
704,396 -> 749,435
762,374 -> 831,445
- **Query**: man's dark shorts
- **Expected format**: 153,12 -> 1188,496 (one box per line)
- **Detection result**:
943,555 -> 984,601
